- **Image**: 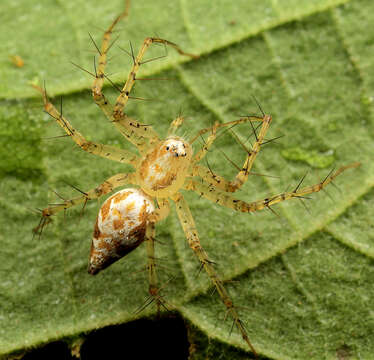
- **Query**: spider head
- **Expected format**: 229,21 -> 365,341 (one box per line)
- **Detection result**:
163,137 -> 188,158
136,136 -> 193,197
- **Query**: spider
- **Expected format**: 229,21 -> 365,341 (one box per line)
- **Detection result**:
33,4 -> 359,357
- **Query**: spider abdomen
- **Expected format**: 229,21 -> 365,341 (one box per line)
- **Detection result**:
88,188 -> 154,275
136,136 -> 192,198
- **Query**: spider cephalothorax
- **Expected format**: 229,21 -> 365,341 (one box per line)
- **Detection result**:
34,4 -> 359,357
137,137 -> 192,198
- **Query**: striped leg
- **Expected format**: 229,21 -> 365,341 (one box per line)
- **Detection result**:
32,84 -> 139,166
139,199 -> 171,313
112,37 -> 198,123
91,1 -> 130,119
172,192 -> 257,356
89,0 -> 161,152
190,114 -> 272,193
185,163 -> 360,213
145,222 -> 159,310
35,173 -> 136,236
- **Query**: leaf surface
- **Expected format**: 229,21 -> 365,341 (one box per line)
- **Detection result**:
0,0 -> 373,358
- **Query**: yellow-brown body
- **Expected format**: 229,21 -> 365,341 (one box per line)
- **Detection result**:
136,136 -> 192,198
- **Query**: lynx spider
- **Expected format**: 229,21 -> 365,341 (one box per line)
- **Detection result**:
33,3 -> 359,357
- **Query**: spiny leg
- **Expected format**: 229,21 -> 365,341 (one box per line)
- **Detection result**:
190,164 -> 239,193
185,162 -> 360,214
190,114 -> 272,193
144,222 -> 173,314
112,37 -> 198,122
172,192 -> 257,356
189,115 -> 264,166
110,35 -> 197,153
145,222 -> 159,311
191,121 -> 219,164
228,113 -> 272,192
90,0 -> 161,151
33,84 -> 139,166
141,199 -> 171,313
92,0 -> 130,119
35,173 -> 136,234
189,116 -> 265,144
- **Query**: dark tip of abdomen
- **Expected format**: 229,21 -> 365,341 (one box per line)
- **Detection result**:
88,264 -> 100,276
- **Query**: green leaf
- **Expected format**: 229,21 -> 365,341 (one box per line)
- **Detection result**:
1,0 -> 373,358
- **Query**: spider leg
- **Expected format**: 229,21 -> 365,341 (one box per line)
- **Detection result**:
188,116 -> 264,145
33,84 -> 139,166
145,222 -> 159,311
91,1 -> 130,120
190,114 -> 272,192
190,164 -> 236,193
35,173 -> 136,234
112,38 -> 197,125
227,114 -> 272,192
91,1 -> 161,151
191,121 -> 219,164
185,162 -> 360,213
145,199 -> 170,313
172,192 -> 257,356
